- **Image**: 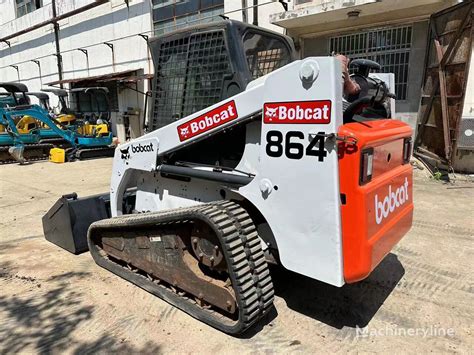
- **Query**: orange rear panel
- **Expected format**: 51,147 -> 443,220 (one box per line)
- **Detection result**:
338,119 -> 414,283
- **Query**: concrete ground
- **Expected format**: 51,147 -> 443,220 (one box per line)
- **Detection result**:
0,158 -> 473,354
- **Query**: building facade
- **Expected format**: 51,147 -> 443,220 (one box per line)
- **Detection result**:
1,0 -> 470,151
153,0 -> 224,35
0,0 -> 230,135
268,0 -> 461,131
224,0 -> 291,33
0,1 -> 154,130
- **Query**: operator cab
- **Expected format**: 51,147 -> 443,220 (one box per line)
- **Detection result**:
0,82 -> 34,131
69,87 -> 111,124
148,20 -> 296,132
148,20 -> 295,168
42,88 -> 71,115
26,92 -> 50,110
147,20 -> 395,169
0,82 -> 31,108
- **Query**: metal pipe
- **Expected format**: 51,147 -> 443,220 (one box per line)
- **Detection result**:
0,0 -> 109,43
77,49 -> 90,76
103,42 -> 116,72
253,0 -> 258,26
159,165 -> 253,186
143,90 -> 150,133
51,0 -> 64,88
241,0 -> 248,23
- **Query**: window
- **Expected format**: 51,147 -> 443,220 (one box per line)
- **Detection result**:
70,82 -> 119,117
16,0 -> 42,18
71,90 -> 111,117
330,26 -> 412,100
153,0 -> 224,36
151,30 -> 232,130
243,31 -> 292,79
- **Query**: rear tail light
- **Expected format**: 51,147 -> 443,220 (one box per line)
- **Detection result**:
360,148 -> 374,185
403,138 -> 412,164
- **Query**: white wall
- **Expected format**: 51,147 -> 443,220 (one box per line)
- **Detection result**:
1,0 -> 55,88
1,0 -> 54,34
0,0 -> 153,112
59,1 -> 152,81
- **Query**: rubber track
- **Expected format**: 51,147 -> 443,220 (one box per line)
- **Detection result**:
0,143 -> 53,164
38,138 -> 70,145
87,201 -> 274,334
212,201 -> 275,315
75,146 -> 115,160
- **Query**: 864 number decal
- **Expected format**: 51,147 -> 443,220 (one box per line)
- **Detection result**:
265,130 -> 328,162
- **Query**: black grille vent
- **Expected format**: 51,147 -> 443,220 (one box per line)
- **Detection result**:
150,30 -> 232,131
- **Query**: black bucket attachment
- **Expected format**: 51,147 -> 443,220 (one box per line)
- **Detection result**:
42,191 -> 136,254
42,192 -> 110,254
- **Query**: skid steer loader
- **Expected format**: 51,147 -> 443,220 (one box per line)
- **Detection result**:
43,20 -> 413,334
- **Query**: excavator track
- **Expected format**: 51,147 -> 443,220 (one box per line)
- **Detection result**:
88,201 -> 274,334
38,138 -> 70,147
0,143 -> 53,164
74,146 -> 115,160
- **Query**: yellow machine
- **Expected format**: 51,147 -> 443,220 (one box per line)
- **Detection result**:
16,114 -> 78,134
13,92 -> 66,134
55,113 -> 76,126
16,90 -> 108,137
17,115 -> 109,143
77,123 -> 109,136
39,89 -> 77,128
16,116 -> 39,134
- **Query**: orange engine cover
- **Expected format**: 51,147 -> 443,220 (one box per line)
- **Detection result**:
338,119 -> 414,283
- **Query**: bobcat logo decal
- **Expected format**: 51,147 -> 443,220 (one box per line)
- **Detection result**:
180,126 -> 190,138
263,101 -> 332,124
264,107 -> 278,121
120,146 -> 130,161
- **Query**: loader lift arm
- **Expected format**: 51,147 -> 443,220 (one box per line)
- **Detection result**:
109,76 -> 268,217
